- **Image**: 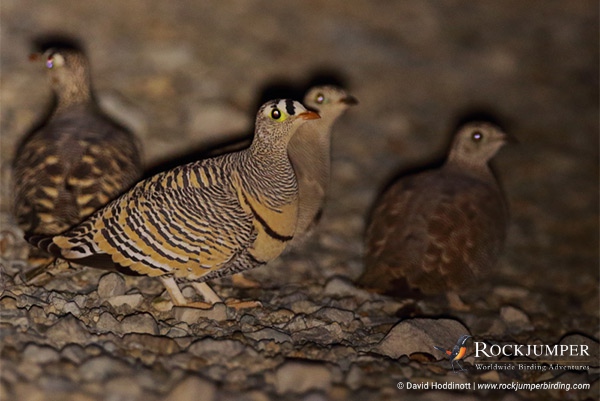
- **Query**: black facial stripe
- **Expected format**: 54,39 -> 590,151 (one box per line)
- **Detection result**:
285,99 -> 295,115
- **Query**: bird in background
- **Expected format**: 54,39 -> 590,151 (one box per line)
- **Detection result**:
358,122 -> 510,305
434,334 -> 472,373
29,99 -> 320,309
13,45 -> 142,281
288,85 -> 358,244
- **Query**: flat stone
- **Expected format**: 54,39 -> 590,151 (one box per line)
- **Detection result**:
373,318 -> 470,359
97,273 -> 127,299
62,301 -> 81,317
45,315 -> 90,347
244,328 -> 292,343
164,376 -> 217,401
60,343 -> 88,364
187,338 -> 246,361
108,294 -> 144,309
22,343 -> 60,364
324,276 -> 361,298
95,312 -> 121,334
105,376 -> 143,400
313,307 -> 356,325
122,333 -> 181,355
500,306 -> 534,331
79,355 -> 131,382
274,360 -> 333,394
558,334 -> 599,363
174,303 -> 228,323
120,313 -> 159,335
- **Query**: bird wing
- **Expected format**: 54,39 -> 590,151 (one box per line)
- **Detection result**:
362,170 -> 506,294
418,176 -> 507,290
66,122 -> 142,218
13,133 -> 80,234
51,160 -> 255,279
360,173 -> 432,293
13,115 -> 141,236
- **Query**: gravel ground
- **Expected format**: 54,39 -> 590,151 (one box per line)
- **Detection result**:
1,1 -> 598,400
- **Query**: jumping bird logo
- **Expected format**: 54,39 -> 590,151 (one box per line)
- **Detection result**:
434,334 -> 471,373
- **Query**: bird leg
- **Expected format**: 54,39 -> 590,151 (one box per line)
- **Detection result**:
451,360 -> 468,374
160,277 -> 261,310
160,276 -> 214,309
192,281 -> 262,309
191,282 -> 223,304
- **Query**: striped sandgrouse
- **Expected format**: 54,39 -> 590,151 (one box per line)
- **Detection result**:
358,122 -> 509,298
13,46 -> 142,279
288,85 -> 357,242
29,99 -> 319,308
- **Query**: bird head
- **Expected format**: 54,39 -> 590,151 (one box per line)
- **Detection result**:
447,122 -> 509,166
254,99 -> 320,147
303,85 -> 358,118
32,47 -> 91,104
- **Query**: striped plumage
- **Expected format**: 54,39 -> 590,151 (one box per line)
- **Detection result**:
359,123 -> 509,296
289,85 -> 357,241
13,46 -> 142,276
30,99 -> 319,308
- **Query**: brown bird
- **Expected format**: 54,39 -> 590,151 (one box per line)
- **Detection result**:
13,45 -> 142,279
358,122 -> 509,298
29,99 -> 319,308
289,85 -> 357,242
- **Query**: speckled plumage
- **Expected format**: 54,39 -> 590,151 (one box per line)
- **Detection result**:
359,122 -> 509,296
288,86 -> 357,242
30,99 -> 319,307
13,46 -> 142,275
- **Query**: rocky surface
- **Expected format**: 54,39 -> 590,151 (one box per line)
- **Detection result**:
1,1 -> 598,400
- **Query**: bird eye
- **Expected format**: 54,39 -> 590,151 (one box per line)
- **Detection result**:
45,52 -> 65,69
472,131 -> 483,142
315,93 -> 325,104
271,108 -> 282,120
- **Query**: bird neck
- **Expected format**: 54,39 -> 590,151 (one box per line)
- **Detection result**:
53,77 -> 94,114
444,157 -> 495,182
241,141 -> 297,207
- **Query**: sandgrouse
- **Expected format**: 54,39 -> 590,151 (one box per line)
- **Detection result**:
358,122 -> 509,297
289,85 -> 357,242
13,45 -> 142,279
29,99 -> 319,308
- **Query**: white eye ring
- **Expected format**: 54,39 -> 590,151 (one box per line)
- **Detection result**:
46,52 -> 65,69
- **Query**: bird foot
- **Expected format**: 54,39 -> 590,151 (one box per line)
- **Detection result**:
231,274 -> 261,288
177,301 -> 216,310
224,299 -> 262,309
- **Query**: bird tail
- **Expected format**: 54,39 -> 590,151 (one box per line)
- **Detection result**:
25,231 -> 140,275
25,233 -> 63,258
433,346 -> 447,353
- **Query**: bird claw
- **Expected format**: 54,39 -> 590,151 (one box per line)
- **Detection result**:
224,299 -> 262,309
231,274 -> 261,288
